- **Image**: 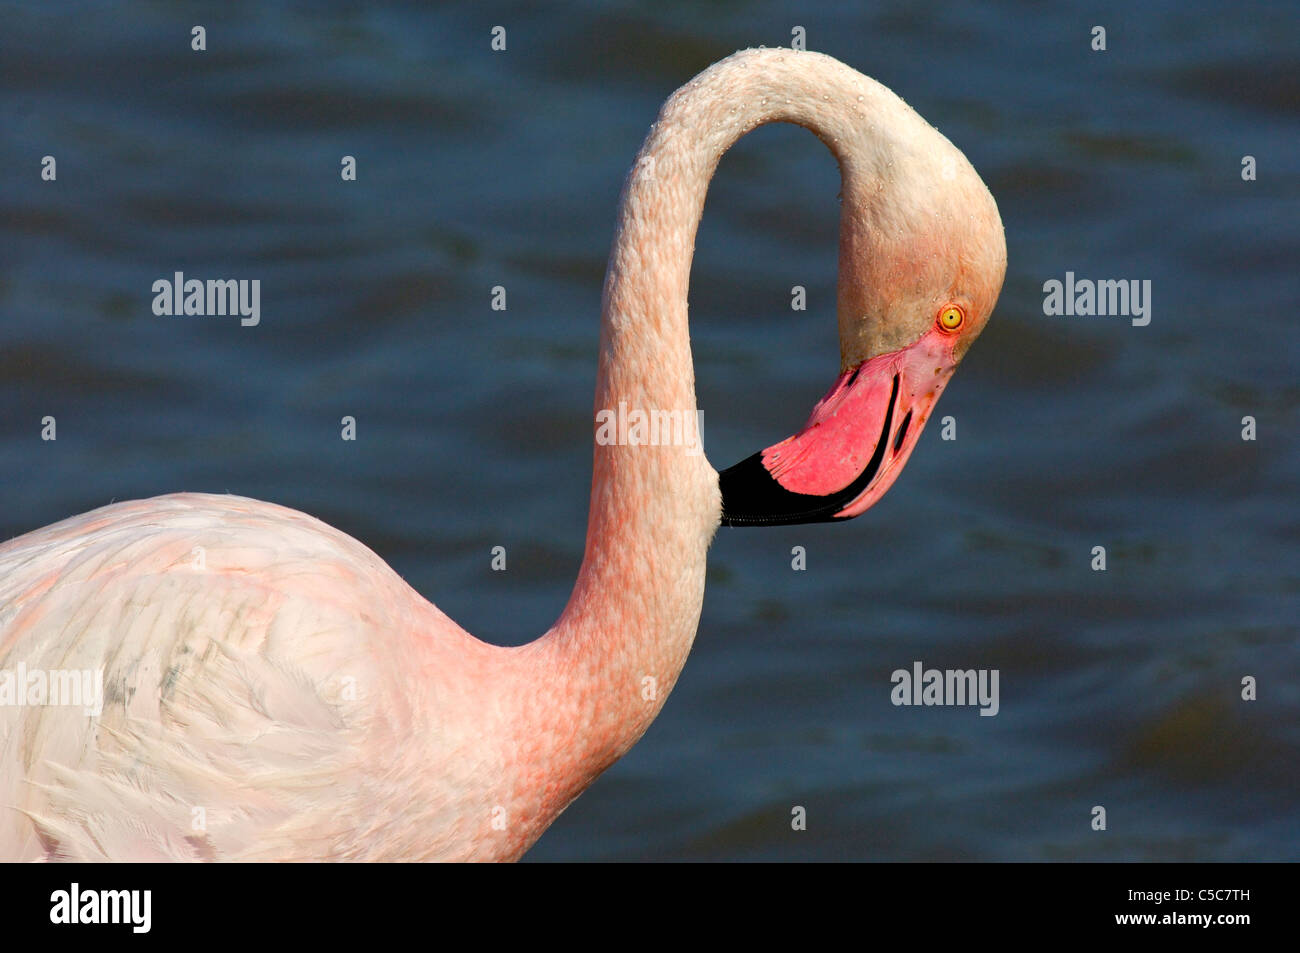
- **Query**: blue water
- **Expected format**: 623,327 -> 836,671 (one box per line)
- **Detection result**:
1,1 -> 1296,860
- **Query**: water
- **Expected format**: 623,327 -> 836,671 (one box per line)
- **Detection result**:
1,1 -> 1296,860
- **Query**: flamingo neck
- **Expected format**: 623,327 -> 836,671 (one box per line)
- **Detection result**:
499,49 -> 913,854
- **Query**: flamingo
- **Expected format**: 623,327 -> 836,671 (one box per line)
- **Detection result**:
0,48 -> 1005,861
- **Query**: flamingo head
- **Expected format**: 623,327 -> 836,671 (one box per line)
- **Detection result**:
719,140 -> 1006,527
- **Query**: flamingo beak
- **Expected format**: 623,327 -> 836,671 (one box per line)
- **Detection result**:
719,326 -> 958,526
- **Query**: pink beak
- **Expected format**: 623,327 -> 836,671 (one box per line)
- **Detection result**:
719,326 -> 959,526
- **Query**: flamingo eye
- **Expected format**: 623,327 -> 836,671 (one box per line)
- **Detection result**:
937,305 -> 964,333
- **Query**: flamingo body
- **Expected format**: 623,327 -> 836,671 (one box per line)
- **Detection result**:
0,493 -> 531,860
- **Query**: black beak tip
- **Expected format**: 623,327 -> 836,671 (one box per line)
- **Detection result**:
718,373 -> 900,528
719,452 -> 844,527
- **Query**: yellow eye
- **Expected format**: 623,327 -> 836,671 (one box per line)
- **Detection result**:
938,305 -> 964,333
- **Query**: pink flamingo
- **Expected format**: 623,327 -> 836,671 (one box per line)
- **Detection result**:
0,49 -> 1005,861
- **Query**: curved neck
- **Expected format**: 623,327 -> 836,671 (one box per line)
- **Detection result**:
499,49 -> 914,853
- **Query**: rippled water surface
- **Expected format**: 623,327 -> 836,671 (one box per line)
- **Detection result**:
1,1 -> 1297,860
